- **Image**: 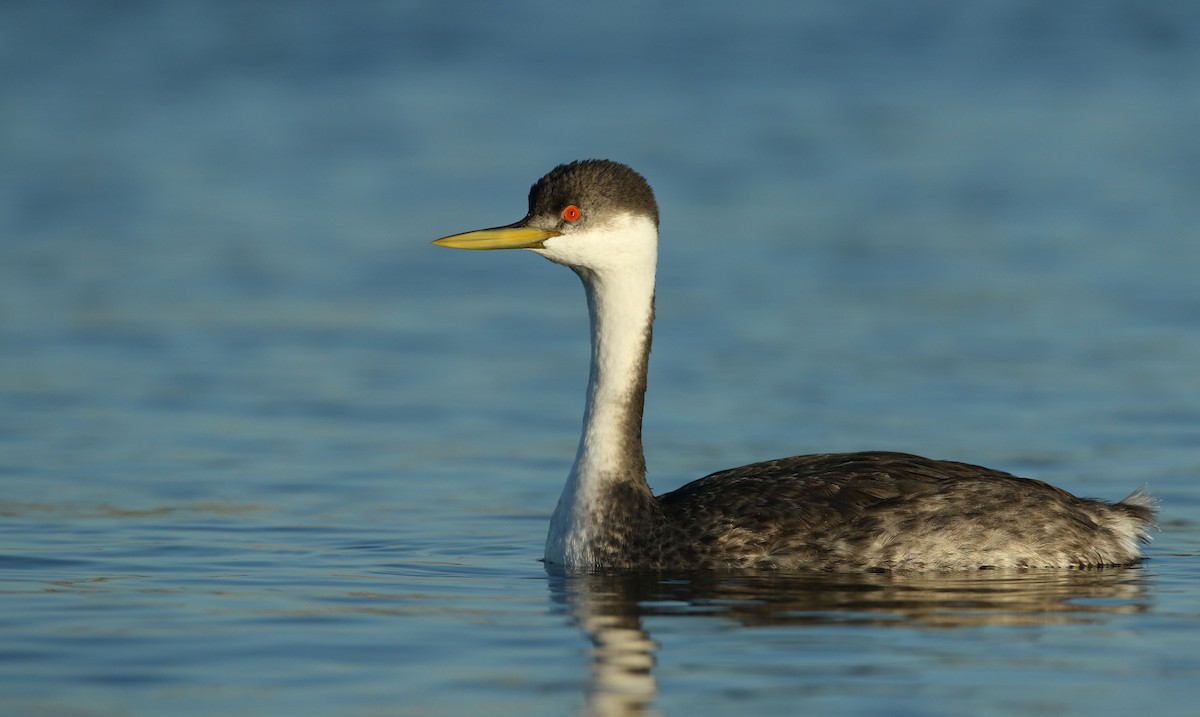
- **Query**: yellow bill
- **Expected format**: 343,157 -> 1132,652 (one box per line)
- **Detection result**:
432,224 -> 561,250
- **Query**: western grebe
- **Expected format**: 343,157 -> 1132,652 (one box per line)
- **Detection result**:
433,159 -> 1156,571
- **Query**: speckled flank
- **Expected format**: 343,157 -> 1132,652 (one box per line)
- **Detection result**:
439,160 -> 1158,572
599,451 -> 1156,570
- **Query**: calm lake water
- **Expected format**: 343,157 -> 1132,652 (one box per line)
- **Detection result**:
3,2 -> 1199,715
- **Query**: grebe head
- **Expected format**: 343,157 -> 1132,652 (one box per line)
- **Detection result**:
432,160 -> 659,276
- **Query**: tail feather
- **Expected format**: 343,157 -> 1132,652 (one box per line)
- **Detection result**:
1116,485 -> 1158,545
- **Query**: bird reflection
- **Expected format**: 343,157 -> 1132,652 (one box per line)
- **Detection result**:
548,567 -> 1149,717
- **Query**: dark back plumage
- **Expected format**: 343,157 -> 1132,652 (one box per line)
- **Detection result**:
590,452 -> 1155,570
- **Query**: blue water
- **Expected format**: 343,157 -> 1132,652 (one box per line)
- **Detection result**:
3,1 -> 1200,715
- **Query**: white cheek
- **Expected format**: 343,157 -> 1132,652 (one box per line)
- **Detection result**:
530,234 -> 577,265
532,215 -> 657,273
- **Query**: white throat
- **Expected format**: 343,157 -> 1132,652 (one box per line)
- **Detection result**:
541,215 -> 659,566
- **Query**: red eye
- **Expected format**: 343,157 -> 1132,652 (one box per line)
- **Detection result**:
562,205 -> 582,222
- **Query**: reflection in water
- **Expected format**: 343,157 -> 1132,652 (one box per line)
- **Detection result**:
549,567 -> 1149,716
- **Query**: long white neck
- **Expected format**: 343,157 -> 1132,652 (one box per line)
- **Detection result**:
542,217 -> 659,567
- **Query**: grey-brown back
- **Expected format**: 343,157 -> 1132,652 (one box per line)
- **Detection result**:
644,451 -> 1155,570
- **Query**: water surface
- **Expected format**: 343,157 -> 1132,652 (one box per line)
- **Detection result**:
2,2 -> 1199,715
